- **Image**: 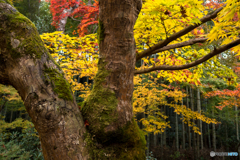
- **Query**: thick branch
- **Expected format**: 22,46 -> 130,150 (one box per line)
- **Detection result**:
134,38 -> 240,75
151,37 -> 208,54
136,6 -> 224,61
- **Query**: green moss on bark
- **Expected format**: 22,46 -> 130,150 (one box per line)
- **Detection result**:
0,5 -> 47,61
97,19 -> 104,44
84,119 -> 146,160
81,58 -> 118,141
43,67 -> 73,101
0,0 -> 12,5
82,58 -> 146,159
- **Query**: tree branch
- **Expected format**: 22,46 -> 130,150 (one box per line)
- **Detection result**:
134,38 -> 240,75
150,37 -> 208,55
69,16 -> 81,22
136,6 -> 224,61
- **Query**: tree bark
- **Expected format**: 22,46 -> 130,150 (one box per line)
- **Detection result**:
0,2 -> 89,159
81,0 -> 145,159
1,0 -> 145,159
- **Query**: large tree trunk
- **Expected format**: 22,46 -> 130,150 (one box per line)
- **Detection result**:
81,0 -> 145,159
0,0 -> 145,159
0,2 -> 89,159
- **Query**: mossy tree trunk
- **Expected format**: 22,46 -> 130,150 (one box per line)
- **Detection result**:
0,1 -> 89,159
0,0 -> 145,159
81,0 -> 146,159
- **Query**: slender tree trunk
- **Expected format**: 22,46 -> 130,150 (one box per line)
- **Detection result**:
203,122 -> 207,148
10,108 -> 13,123
0,94 -> 7,113
208,123 -> 211,148
236,106 -> 239,140
190,87 -> 196,158
235,100 -> 240,160
163,105 -> 167,146
175,103 -> 179,151
200,92 -> 203,150
212,106 -> 216,151
226,107 -> 229,152
3,102 -> 7,121
205,99 -> 211,149
197,88 -> 203,149
186,86 -> 191,149
57,0 -> 82,32
19,110 -> 22,119
182,97 -> 185,149
197,119 -> 200,158
147,133 -> 150,158
153,111 -> 158,147
88,0 -> 92,6
161,133 -> 163,159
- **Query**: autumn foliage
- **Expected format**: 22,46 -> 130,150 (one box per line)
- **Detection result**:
40,0 -> 240,135
50,0 -> 99,36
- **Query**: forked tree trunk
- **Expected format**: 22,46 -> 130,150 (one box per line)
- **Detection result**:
0,0 -> 145,159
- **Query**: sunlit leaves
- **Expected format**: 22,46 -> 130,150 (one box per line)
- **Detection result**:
40,31 -> 98,96
208,0 -> 240,54
133,74 -> 218,135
